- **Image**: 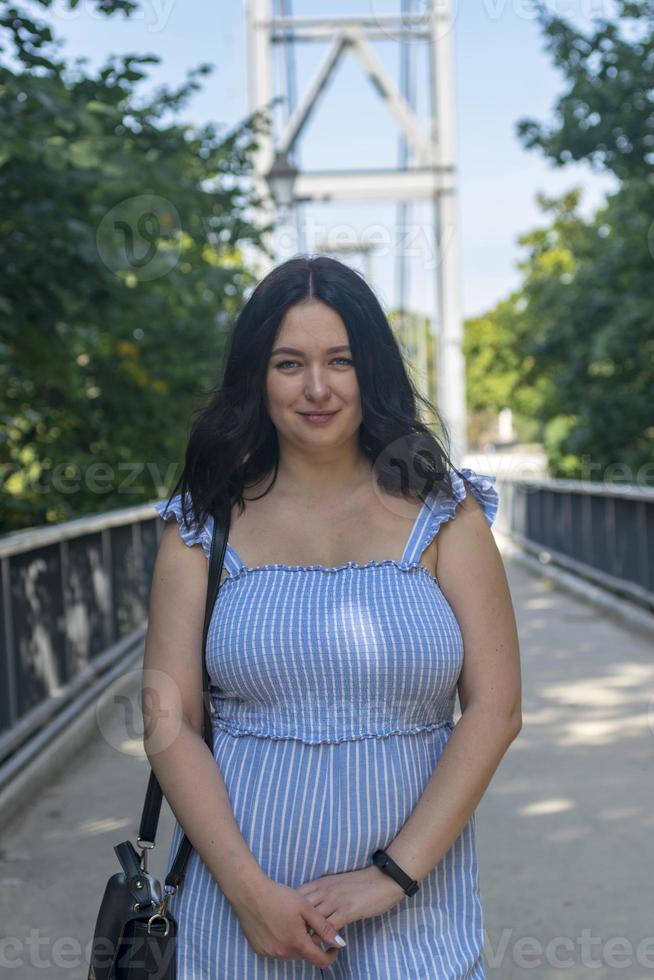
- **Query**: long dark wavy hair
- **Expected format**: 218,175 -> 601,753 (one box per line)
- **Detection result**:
163,254 -> 465,532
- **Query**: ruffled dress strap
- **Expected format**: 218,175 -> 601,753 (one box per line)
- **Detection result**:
402,466 -> 499,565
154,492 -> 244,576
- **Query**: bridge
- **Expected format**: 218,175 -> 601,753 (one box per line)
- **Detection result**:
0,461 -> 652,978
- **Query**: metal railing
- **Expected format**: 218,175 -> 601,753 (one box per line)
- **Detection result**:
0,502 -> 163,786
494,476 -> 654,613
1,474 -> 652,791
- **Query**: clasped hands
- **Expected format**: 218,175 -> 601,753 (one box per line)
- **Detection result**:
296,864 -> 407,948
231,863 -> 408,969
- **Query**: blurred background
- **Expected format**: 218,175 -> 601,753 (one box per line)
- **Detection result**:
1,2 -> 653,978
2,0 -> 652,534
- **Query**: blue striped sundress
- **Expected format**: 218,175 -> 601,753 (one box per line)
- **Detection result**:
154,466 -> 499,979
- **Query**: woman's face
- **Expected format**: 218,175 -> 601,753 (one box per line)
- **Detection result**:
265,299 -> 363,448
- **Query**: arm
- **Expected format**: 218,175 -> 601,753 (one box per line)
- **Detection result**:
142,520 -> 351,964
141,521 -> 266,907
381,488 -> 522,883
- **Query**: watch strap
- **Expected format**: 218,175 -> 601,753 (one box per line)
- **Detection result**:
371,849 -> 420,897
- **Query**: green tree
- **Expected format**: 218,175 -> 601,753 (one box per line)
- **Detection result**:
515,182 -> 654,479
465,0 -> 654,481
0,0 -> 275,531
464,292 -> 546,449
517,0 -> 654,183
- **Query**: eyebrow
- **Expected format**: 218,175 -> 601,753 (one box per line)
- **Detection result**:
270,345 -> 351,356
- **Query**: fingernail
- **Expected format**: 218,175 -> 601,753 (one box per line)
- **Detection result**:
334,933 -> 347,947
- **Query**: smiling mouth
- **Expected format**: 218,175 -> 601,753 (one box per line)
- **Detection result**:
297,411 -> 339,422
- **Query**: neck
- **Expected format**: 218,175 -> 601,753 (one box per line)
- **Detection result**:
272,442 -> 372,501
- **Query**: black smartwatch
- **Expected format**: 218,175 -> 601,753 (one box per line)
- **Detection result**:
371,849 -> 420,897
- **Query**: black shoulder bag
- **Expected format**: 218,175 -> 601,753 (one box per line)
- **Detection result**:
88,510 -> 229,980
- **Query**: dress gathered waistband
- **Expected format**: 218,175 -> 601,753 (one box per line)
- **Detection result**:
210,712 -> 455,745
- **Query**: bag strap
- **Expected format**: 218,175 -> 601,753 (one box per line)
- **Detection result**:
137,507 -> 229,893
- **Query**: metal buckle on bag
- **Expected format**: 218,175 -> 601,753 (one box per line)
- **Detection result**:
148,885 -> 176,935
147,912 -> 171,937
137,838 -> 155,871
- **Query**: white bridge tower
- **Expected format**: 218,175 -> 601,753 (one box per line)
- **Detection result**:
245,0 -> 467,459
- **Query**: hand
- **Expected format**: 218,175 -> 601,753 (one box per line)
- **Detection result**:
229,874 -> 346,968
296,865 -> 407,934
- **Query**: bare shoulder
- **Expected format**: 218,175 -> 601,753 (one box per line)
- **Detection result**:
156,517 -> 208,574
435,484 -> 502,586
435,485 -> 521,721
143,521 -> 209,736
152,519 -> 208,610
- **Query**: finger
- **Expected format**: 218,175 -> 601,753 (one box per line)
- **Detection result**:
309,897 -> 339,916
298,935 -> 341,968
304,907 -> 347,951
309,898 -> 338,920
300,926 -> 339,965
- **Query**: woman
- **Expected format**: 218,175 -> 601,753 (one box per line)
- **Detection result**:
143,254 -> 522,978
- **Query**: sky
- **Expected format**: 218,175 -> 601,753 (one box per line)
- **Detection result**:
40,0 -> 618,319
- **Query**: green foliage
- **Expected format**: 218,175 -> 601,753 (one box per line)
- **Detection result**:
0,0 -> 276,531
465,1 -> 654,482
464,292 -> 549,448
518,180 -> 654,480
517,0 -> 654,182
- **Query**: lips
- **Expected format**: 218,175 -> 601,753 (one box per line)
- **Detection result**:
297,410 -> 339,424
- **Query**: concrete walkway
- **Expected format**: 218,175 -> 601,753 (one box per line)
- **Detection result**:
478,560 -> 654,980
1,557 -> 652,979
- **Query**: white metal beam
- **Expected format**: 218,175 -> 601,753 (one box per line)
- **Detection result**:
293,168 -> 453,202
277,35 -> 349,157
270,13 -> 442,37
347,29 -> 433,167
430,0 -> 467,459
245,0 -> 277,276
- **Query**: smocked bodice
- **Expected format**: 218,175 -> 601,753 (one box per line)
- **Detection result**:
154,467 -> 499,745
206,561 -> 462,743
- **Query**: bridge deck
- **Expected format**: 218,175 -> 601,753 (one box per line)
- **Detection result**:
1,557 -> 652,979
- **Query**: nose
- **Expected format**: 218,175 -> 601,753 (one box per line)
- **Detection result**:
303,367 -> 332,401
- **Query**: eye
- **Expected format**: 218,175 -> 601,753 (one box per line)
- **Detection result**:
274,357 -> 353,370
